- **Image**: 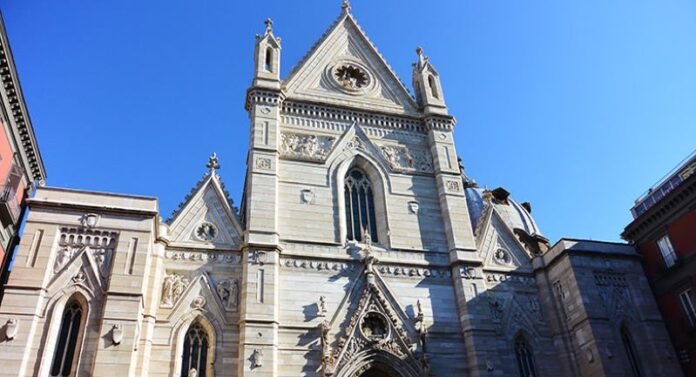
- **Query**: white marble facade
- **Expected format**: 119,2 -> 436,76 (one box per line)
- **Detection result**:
0,3 -> 681,377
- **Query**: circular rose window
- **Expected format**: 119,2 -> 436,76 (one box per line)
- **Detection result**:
333,63 -> 370,91
360,312 -> 389,341
195,222 -> 218,242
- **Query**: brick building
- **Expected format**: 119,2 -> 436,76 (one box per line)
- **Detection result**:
0,12 -> 46,301
623,150 -> 696,375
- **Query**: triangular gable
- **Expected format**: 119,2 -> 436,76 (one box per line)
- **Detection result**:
326,123 -> 390,173
478,210 -> 533,271
164,273 -> 231,325
48,248 -> 105,295
168,173 -> 243,249
320,253 -> 424,376
283,12 -> 419,116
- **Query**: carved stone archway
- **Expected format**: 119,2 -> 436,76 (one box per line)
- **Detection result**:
335,351 -> 420,377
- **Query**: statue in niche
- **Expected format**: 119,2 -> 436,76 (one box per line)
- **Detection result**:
487,296 -> 503,322
161,273 -> 190,307
217,279 -> 239,310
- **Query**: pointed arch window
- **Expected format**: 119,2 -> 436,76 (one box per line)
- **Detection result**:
264,47 -> 273,72
344,168 -> 378,243
181,322 -> 209,377
428,75 -> 439,99
621,325 -> 642,377
50,299 -> 84,377
514,335 -> 537,377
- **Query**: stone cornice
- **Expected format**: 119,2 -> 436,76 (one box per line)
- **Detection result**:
245,87 -> 285,111
622,174 -> 696,243
280,100 -> 453,133
0,17 -> 46,183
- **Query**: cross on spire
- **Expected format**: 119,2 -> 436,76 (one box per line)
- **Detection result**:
264,18 -> 273,34
206,153 -> 220,173
341,0 -> 352,13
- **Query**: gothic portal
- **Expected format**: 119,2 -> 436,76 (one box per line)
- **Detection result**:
0,2 -> 681,377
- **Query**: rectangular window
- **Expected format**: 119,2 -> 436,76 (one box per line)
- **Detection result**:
657,235 -> 678,268
679,288 -> 696,327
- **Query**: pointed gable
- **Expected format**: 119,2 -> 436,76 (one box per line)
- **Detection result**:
283,11 -> 419,116
167,160 -> 243,249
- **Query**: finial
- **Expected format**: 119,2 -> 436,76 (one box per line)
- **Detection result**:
207,153 -> 220,173
341,0 -> 351,13
416,46 -> 423,56
264,18 -> 273,34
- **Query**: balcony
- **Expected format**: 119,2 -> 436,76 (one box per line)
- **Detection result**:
0,185 -> 21,225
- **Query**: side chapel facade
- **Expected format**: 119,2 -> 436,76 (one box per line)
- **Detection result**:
0,3 -> 681,377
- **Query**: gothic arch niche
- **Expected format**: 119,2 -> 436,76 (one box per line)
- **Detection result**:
171,314 -> 218,377
335,154 -> 390,248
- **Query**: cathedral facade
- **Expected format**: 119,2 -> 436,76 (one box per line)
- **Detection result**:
0,3 -> 681,377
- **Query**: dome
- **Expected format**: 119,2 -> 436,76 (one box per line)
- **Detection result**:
465,186 -> 541,236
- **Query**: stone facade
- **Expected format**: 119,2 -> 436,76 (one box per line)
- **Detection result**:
0,3 -> 681,377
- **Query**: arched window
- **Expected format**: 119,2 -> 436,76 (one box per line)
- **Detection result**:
264,47 -> 273,72
428,75 -> 439,99
181,322 -> 209,377
50,299 -> 84,377
621,325 -> 642,377
344,168 -> 378,243
514,335 -> 537,377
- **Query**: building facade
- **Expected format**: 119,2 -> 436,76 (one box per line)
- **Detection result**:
0,3 -> 681,377
623,151 -> 696,376
0,11 -> 47,300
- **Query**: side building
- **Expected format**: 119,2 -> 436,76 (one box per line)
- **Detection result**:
623,150 -> 696,376
0,12 -> 47,300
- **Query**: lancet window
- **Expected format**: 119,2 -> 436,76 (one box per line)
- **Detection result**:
514,335 -> 537,377
181,322 -> 210,377
344,168 -> 378,242
50,299 -> 84,377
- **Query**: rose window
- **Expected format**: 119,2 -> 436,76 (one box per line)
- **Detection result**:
334,64 -> 369,89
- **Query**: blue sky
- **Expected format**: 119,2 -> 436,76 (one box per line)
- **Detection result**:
2,0 -> 695,243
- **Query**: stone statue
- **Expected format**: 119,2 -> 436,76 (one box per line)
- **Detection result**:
161,273 -> 190,307
250,349 -> 263,368
188,368 -> 198,377
318,295 -> 327,317
229,279 -> 239,309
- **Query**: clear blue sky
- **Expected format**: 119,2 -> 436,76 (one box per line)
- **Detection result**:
2,0 -> 695,243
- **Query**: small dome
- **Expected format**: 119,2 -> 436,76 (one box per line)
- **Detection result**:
465,186 -> 541,236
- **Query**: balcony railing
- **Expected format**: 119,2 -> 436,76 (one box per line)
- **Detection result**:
0,185 -> 21,225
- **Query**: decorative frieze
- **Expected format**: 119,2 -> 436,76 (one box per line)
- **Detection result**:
279,132 -> 335,162
280,257 -> 451,279
164,250 -> 241,264
377,143 -> 433,173
484,272 -> 535,286
54,226 -> 118,276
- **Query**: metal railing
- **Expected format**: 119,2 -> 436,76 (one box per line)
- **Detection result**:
631,149 -> 696,218
0,184 -> 20,224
